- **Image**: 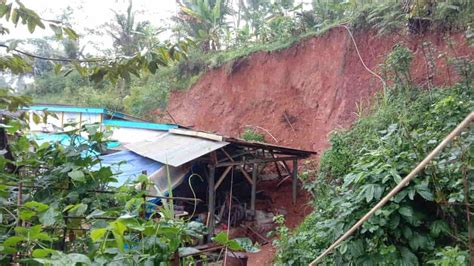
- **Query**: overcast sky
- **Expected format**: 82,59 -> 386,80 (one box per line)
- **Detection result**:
3,0 -> 179,55
6,0 -> 178,38
3,0 -> 312,55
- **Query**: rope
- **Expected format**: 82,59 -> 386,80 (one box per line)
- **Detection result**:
337,25 -> 387,93
186,172 -> 203,220
309,112 -> 474,265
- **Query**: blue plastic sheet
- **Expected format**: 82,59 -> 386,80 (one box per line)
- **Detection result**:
98,150 -> 162,187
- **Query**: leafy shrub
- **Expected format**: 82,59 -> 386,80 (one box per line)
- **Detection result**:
241,128 -> 265,142
432,0 -> 474,31
427,246 -> 469,266
383,45 -> 414,88
0,104 -> 207,264
364,1 -> 406,35
123,79 -> 169,119
276,85 -> 473,265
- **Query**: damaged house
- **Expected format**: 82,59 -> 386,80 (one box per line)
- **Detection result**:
23,104 -> 315,242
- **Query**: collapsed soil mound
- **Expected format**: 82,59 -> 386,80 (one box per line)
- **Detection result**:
167,28 -> 472,154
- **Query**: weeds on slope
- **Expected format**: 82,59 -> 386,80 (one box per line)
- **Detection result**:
274,84 -> 473,265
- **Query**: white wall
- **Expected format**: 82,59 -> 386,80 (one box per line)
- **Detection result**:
28,111 -> 102,132
28,110 -> 167,147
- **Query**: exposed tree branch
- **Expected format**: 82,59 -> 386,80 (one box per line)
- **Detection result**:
0,43 -> 108,63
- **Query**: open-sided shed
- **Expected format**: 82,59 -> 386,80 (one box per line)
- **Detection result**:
125,128 -> 315,235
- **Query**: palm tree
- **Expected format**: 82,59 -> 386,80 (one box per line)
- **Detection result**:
105,0 -> 152,96
106,0 -> 150,56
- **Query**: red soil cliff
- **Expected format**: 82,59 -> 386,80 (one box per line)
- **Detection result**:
166,28 -> 472,154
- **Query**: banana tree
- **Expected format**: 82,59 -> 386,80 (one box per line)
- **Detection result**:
176,0 -> 229,51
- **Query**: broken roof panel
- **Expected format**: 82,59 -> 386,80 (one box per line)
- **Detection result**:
125,133 -> 229,167
170,129 -> 316,157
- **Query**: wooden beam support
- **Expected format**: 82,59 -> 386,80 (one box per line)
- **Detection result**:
270,150 -> 284,180
281,160 -> 292,175
207,152 -> 217,240
215,156 -> 300,168
220,148 -> 235,162
239,166 -> 254,185
292,159 -> 298,205
207,165 -> 216,239
251,163 -> 258,216
214,166 -> 232,190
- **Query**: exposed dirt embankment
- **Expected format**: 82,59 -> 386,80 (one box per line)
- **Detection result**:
167,28 -> 472,154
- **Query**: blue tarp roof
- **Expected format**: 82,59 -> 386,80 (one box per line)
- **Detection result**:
98,150 -> 162,187
31,133 -> 162,188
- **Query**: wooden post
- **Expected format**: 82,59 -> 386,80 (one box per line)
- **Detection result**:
292,159 -> 298,205
61,111 -> 64,128
141,170 -> 147,219
251,163 -> 257,216
17,176 -> 22,227
207,165 -> 216,238
78,112 -> 82,129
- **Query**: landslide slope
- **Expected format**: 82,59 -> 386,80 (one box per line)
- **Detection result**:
167,28 -> 472,154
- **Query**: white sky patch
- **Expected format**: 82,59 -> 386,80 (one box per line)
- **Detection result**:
2,0 -> 314,55
3,0 -> 179,54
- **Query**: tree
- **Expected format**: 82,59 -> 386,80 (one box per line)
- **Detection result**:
175,0 -> 229,51
0,1 -> 189,89
106,0 -> 150,57
0,2 -> 205,264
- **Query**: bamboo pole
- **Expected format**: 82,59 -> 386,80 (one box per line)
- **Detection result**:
309,112 -> 474,265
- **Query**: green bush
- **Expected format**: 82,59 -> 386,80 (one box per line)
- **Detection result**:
276,85 -> 473,265
241,128 -> 265,142
123,79 -> 169,119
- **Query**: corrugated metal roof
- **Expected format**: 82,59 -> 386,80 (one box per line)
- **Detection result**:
170,129 -> 316,157
125,133 -> 229,167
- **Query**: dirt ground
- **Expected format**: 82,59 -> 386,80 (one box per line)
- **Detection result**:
245,178 -> 313,265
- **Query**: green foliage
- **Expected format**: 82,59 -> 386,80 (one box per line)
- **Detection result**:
107,0 -> 152,57
361,1 -> 406,34
1,1 -> 189,88
212,232 -> 260,253
241,128 -> 265,142
449,56 -> 473,88
123,79 -> 169,119
19,0 -> 474,119
276,84 -> 474,265
212,232 -> 244,251
431,0 -> 474,31
427,246 -> 469,266
0,105 -> 207,264
28,70 -> 91,95
383,45 -> 414,87
176,0 -> 230,51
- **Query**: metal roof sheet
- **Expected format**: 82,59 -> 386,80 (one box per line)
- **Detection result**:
170,129 -> 316,157
125,133 -> 229,167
